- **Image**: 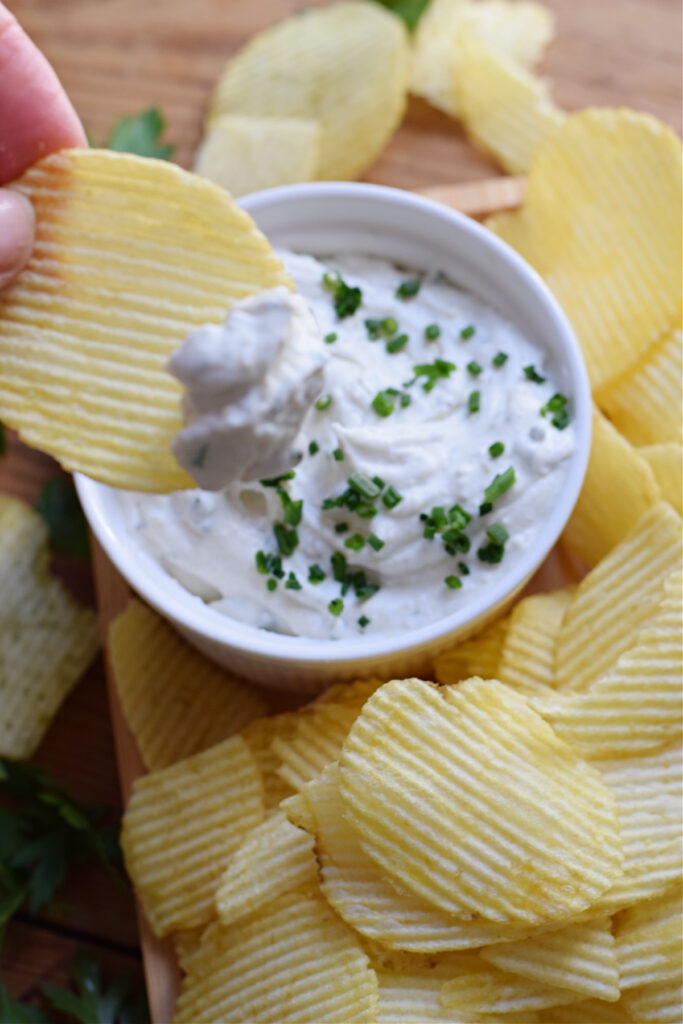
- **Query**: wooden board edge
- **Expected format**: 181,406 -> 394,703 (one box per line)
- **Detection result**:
417,174 -> 526,216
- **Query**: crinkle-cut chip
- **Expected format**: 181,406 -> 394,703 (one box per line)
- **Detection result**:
359,940 -> 433,974
273,701 -> 359,791
489,111 -> 683,391
554,502 -> 682,693
535,572 -> 682,758
561,407 -> 661,567
375,953 -> 485,1023
120,735 -> 263,937
214,810 -> 317,926
0,149 -> 291,492
615,883 -> 683,993
305,764 -> 539,952
596,328 -> 682,446
538,996 -> 633,1022
440,964 -> 583,1014
640,443 -> 683,515
193,115 -> 320,197
410,0 -> 554,117
173,924 -> 207,974
598,739 -> 683,809
208,2 -> 409,181
280,789 -> 317,834
480,917 -> 619,1001
497,590 -> 573,696
457,31 -> 563,174
314,676 -> 384,710
172,890 -> 378,1023
433,615 -> 509,686
624,979 -> 683,1024
340,677 -> 622,924
109,599 -> 267,771
0,495 -> 99,759
241,712 -> 301,810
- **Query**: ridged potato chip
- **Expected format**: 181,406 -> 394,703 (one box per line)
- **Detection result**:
194,115 -> 320,197
280,788 -> 317,835
208,2 -> 409,181
0,495 -> 99,758
457,31 -> 563,173
411,0 -> 554,117
173,925 -> 206,974
640,443 -> 682,515
0,149 -> 291,491
615,883 -> 683,992
554,502 -> 682,693
109,599 -> 267,771
241,712 -> 300,810
561,407 -> 661,567
273,701 -> 359,791
538,996 -> 632,1022
480,917 -> 619,1001
340,678 -> 622,924
173,891 -> 378,1023
120,735 -> 263,936
440,963 -> 583,1014
314,676 -> 384,710
596,327 -> 682,446
489,111 -> 683,391
375,953 -> 485,1023
304,764 -> 538,952
497,590 -> 572,696
214,810 -> 317,927
433,615 -> 509,686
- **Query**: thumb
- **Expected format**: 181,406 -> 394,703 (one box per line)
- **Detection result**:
0,188 -> 35,289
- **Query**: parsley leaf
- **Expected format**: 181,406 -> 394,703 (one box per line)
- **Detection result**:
370,0 -> 430,31
35,476 -> 91,561
102,108 -> 174,160
42,950 -> 150,1024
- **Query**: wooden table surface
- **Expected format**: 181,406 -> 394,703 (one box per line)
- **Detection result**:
1,0 -> 681,1014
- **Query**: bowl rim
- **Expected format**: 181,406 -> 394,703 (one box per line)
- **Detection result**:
76,180 -> 592,665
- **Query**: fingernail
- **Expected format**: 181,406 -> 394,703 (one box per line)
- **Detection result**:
0,189 -> 35,288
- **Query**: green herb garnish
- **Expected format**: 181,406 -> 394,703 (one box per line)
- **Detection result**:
381,317 -> 399,336
424,323 -> 440,341
260,471 -> 295,487
458,561 -> 470,575
41,950 -> 150,1024
488,441 -> 505,458
370,0 -> 430,31
344,534 -> 366,552
413,358 -> 456,392
386,333 -> 409,354
316,394 -> 333,411
371,390 -> 395,417
484,466 -> 516,504
477,523 -> 509,564
368,533 -> 384,551
324,332 -> 338,344
308,440 -> 319,456
285,571 -> 302,590
103,107 -> 174,159
276,487 -> 303,527
460,324 -> 475,339
328,598 -> 344,616
467,361 -> 482,376
492,351 -> 508,366
358,615 -> 370,628
365,318 -> 382,339
334,522 -> 349,534
333,447 -> 344,461
468,390 -> 480,413
273,523 -> 298,556
266,578 -> 277,591
396,279 -> 421,299
445,575 -> 462,589
524,365 -> 547,384
348,472 -> 382,500
541,393 -> 571,430
322,272 -> 362,318
308,564 -> 326,584
382,485 -> 403,509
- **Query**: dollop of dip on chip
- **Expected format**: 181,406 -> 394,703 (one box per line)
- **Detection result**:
168,287 -> 326,490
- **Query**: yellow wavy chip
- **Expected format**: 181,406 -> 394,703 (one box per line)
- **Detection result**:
273,701 -> 359,791
433,615 -> 509,686
375,953 -> 485,1023
314,676 -> 384,710
340,678 -> 622,924
555,502 -> 682,693
120,735 -> 263,936
208,2 -> 409,181
305,764 -> 538,952
173,925 -> 206,974
457,31 -> 563,173
616,883 -> 683,993
280,788 -> 316,834
596,327 -> 682,446
538,996 -> 633,1022
214,810 -> 317,927
480,917 -> 619,1002
109,599 -> 267,771
489,110 -> 683,391
411,0 -> 554,117
194,115 -> 320,197
0,149 -> 291,491
562,407 -> 661,567
241,712 -> 300,810
0,495 -> 100,759
497,590 -> 572,696
440,963 -> 583,1014
640,443 -> 683,515
173,891 -> 378,1023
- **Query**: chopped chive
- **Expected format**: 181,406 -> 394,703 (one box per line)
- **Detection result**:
400,392 -> 411,408
541,393 -> 571,430
431,506 -> 448,529
479,501 -> 493,516
344,533 -> 365,552
386,333 -> 409,354
492,351 -> 508,367
328,598 -> 344,616
449,504 -> 471,529
460,324 -> 475,339
365,318 -> 382,339
348,472 -> 381,500
368,533 -> 384,551
468,390 -> 480,413
413,359 -> 456,392
488,441 -> 505,458
467,361 -> 482,376
322,272 -> 362,318
316,394 -> 333,411
477,523 -> 509,564
358,615 -> 370,628
266,578 -> 277,591
524,364 -> 547,384
285,571 -> 302,591
382,485 -> 403,509
371,390 -> 395,417
487,523 -> 509,545
333,447 -> 344,461
308,563 -> 326,584
445,575 -> 462,590
277,487 -> 303,527
381,317 -> 398,336
424,323 -> 441,341
396,278 -> 421,299
255,550 -> 269,575
331,551 -> 347,583
458,561 -> 470,575
335,522 -> 349,534
356,503 -> 377,519
273,522 -> 298,556
484,466 -> 516,504
324,332 -> 338,344
372,475 -> 385,489
308,440 -> 319,456
260,471 -> 295,487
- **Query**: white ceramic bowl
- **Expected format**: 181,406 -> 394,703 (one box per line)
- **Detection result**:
77,182 -> 591,692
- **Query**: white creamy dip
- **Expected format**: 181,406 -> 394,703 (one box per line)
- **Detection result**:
123,251 -> 576,640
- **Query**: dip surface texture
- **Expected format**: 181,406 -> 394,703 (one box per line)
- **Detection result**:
123,251 -> 576,639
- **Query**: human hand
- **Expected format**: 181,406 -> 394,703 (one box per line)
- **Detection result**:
0,3 -> 86,288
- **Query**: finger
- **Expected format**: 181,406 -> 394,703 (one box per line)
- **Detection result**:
0,4 -> 86,184
0,189 -> 35,289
